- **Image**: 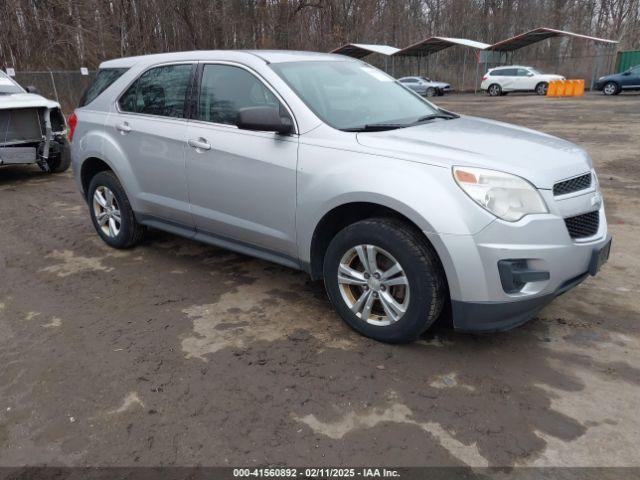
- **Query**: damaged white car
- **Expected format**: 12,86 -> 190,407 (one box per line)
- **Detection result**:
0,70 -> 70,173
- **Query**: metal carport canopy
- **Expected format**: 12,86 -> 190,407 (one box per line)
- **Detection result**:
485,27 -> 618,51
330,43 -> 400,59
393,37 -> 490,56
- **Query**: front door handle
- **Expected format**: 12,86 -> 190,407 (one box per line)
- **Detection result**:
116,122 -> 132,133
188,138 -> 211,151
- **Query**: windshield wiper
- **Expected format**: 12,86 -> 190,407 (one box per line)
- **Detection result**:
413,112 -> 459,123
342,110 -> 460,132
342,123 -> 407,132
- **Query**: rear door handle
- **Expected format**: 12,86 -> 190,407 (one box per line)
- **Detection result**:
188,138 -> 211,151
116,122 -> 132,133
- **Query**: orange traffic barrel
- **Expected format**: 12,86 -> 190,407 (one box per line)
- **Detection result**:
547,80 -> 558,96
556,80 -> 566,96
573,79 -> 585,96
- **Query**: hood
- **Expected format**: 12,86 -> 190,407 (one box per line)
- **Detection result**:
0,92 -> 60,110
599,72 -> 622,81
355,116 -> 592,189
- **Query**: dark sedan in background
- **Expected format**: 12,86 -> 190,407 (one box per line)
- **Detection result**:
594,64 -> 640,95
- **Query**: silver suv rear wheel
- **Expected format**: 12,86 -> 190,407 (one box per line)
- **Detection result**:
87,171 -> 145,249
93,186 -> 121,238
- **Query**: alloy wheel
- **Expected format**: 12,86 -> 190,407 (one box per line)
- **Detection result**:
603,83 -> 617,95
337,245 -> 410,326
93,186 -> 121,238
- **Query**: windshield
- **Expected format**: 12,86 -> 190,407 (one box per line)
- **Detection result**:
0,72 -> 24,94
270,61 -> 441,131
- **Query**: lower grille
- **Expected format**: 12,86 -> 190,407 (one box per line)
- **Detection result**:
564,211 -> 599,239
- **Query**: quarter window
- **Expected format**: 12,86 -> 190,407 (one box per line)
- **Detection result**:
79,68 -> 128,107
119,64 -> 193,118
198,64 -> 281,125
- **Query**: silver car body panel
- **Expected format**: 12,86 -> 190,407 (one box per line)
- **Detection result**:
72,50 -> 609,331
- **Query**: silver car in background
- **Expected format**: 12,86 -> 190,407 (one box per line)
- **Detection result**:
398,76 -> 453,96
70,51 -> 611,343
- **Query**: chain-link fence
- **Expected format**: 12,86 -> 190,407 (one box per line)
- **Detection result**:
10,71 -> 96,114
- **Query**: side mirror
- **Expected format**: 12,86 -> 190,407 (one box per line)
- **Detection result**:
623,70 -> 631,76
527,72 -> 534,77
237,106 -> 293,135
25,85 -> 39,94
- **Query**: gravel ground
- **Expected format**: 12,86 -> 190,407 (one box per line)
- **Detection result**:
0,93 -> 639,469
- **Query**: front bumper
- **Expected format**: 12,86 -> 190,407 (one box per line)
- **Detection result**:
426,197 -> 610,332
451,260 -> 603,332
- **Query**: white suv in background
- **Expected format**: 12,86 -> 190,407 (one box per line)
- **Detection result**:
481,66 -> 564,96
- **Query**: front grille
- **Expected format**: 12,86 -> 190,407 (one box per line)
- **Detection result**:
564,211 -> 599,239
553,173 -> 592,196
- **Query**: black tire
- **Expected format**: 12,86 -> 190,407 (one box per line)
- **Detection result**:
323,217 -> 446,343
535,82 -> 548,96
487,84 -> 502,97
46,145 -> 71,173
603,81 -> 619,96
87,171 -> 145,248
425,87 -> 436,97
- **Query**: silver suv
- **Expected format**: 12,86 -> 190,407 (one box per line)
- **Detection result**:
71,51 -> 611,343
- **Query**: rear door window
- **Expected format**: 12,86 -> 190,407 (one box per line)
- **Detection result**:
79,68 -> 128,107
119,64 -> 194,118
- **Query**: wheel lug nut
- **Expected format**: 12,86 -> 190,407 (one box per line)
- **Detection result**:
374,273 -> 380,279
364,273 -> 370,279
380,285 -> 386,291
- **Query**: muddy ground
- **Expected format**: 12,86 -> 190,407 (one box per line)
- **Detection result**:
0,93 -> 639,469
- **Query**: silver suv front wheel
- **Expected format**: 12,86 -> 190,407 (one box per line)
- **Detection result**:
338,245 -> 410,326
323,217 -> 446,343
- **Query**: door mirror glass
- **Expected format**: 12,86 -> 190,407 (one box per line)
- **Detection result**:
237,106 -> 293,134
623,70 -> 631,76
25,85 -> 40,94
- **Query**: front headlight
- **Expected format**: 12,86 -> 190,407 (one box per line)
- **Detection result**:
453,166 -> 548,222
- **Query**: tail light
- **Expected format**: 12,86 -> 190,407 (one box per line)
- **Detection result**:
67,111 -> 78,142
482,75 -> 488,81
